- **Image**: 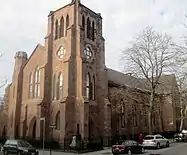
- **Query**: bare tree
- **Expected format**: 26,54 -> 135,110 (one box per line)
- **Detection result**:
175,72 -> 187,131
121,26 -> 180,134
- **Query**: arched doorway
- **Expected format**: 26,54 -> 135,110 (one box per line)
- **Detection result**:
29,116 -> 36,139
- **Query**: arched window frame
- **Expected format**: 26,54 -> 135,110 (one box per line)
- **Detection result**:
91,21 -> 95,41
92,75 -> 95,100
120,99 -> 125,128
55,20 -> 59,39
86,73 -> 92,100
65,14 -> 69,36
86,17 -> 91,39
34,66 -> 41,98
82,15 -> 85,29
52,74 -> 56,100
28,72 -> 33,99
56,111 -> 60,130
132,104 -> 137,127
59,16 -> 64,37
57,72 -> 63,100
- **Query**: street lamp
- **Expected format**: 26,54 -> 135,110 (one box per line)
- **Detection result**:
40,117 -> 45,155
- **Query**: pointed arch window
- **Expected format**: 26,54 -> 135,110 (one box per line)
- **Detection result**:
52,74 -> 56,100
57,73 -> 63,100
28,72 -> 33,98
132,104 -> 137,127
56,111 -> 60,130
87,18 -> 91,39
91,21 -> 95,41
60,16 -> 64,37
144,108 -> 147,126
120,99 -> 125,128
86,73 -> 92,100
66,15 -> 69,28
82,15 -> 85,29
34,67 -> 41,98
65,14 -> 69,36
92,76 -> 95,100
55,20 -> 59,39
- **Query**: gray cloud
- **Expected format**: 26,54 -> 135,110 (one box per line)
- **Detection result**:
0,0 -> 187,95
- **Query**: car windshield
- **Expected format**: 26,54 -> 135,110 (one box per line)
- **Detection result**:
144,136 -> 154,140
123,140 -> 138,145
18,141 -> 31,147
116,140 -> 124,145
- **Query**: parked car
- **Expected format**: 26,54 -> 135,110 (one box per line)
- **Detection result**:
2,139 -> 39,155
112,140 -> 145,154
174,130 -> 187,142
143,134 -> 169,149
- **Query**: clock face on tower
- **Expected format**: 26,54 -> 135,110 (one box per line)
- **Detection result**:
84,46 -> 93,60
57,46 -> 66,59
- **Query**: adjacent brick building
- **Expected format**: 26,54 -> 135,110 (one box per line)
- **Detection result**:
0,0 -> 181,146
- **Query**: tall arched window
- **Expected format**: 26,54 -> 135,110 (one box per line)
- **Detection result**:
28,72 -> 33,98
59,73 -> 63,100
56,111 -> 60,130
120,99 -> 125,128
92,21 -> 95,41
87,18 -> 91,39
52,74 -> 56,100
60,16 -> 64,37
82,15 -> 85,28
66,14 -> 69,28
86,73 -> 92,100
56,75 -> 59,100
92,76 -> 95,100
34,67 -> 41,98
55,20 -> 58,39
65,14 -> 69,36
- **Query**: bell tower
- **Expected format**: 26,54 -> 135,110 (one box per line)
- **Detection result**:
46,0 -> 111,146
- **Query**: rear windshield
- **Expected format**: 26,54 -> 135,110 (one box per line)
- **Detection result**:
18,141 -> 31,147
144,136 -> 154,140
116,140 -> 124,145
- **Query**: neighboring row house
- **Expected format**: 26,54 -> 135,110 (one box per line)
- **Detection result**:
0,0 -> 181,147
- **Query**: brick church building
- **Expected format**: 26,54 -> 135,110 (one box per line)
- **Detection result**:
0,0 -> 181,146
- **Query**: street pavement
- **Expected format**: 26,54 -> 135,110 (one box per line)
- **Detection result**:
37,142 -> 187,155
1,142 -> 187,155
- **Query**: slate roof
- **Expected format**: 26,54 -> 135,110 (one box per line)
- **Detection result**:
107,68 -> 177,94
107,68 -> 146,89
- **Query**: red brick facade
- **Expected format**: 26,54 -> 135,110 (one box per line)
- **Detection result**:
0,0 -> 181,145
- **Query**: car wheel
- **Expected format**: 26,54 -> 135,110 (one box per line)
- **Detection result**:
128,149 -> 132,154
141,147 -> 145,153
3,150 -> 8,155
166,141 -> 170,147
17,152 -> 21,155
156,143 -> 160,149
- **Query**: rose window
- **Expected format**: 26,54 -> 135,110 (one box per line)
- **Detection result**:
84,47 -> 93,59
57,46 -> 66,59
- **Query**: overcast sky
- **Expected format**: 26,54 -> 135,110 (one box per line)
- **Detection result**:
0,0 -> 187,96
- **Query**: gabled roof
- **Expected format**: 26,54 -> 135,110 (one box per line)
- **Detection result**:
22,44 -> 45,70
107,68 -> 177,95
